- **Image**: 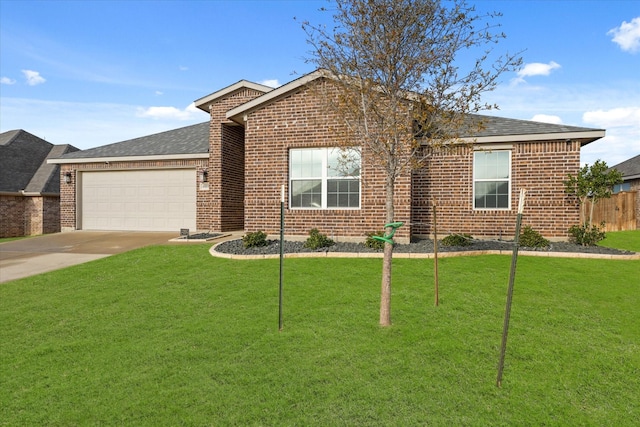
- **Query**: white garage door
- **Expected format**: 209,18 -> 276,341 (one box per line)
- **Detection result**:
80,169 -> 196,232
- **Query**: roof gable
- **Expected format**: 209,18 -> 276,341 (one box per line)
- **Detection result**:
226,70 -> 326,123
195,80 -> 274,113
224,70 -> 604,144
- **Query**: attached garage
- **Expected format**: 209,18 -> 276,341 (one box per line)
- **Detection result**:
79,169 -> 196,232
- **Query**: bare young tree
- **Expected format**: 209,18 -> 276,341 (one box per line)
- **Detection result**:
301,0 -> 522,326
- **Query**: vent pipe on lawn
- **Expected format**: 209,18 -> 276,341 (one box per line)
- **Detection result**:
496,188 -> 526,387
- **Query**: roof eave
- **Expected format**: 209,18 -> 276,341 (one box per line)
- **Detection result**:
453,130 -> 605,145
48,152 -> 209,164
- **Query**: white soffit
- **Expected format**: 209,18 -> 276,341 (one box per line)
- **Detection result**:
459,130 -> 606,144
47,153 -> 209,164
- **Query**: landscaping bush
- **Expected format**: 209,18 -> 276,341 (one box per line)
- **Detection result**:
519,225 -> 550,248
304,228 -> 334,250
441,233 -> 473,247
242,230 -> 268,248
569,222 -> 606,246
364,230 -> 385,250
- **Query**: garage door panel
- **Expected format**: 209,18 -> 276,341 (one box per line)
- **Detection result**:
81,169 -> 196,231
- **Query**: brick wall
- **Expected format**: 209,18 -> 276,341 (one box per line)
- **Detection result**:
59,159 -> 207,231
0,195 -> 26,237
0,194 -> 60,237
242,79 -> 412,242
207,88 -> 267,232
412,140 -> 582,239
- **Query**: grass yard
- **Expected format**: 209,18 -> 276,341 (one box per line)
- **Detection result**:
1,233 -> 639,425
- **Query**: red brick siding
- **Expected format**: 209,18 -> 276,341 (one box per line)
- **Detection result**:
243,81 -> 412,241
220,124 -> 245,231
0,194 -> 60,237
59,160 -> 207,231
207,88 -> 267,231
0,196 -> 26,237
412,140 -> 581,239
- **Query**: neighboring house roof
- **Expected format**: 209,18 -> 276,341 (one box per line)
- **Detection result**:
611,154 -> 640,181
225,69 -> 604,145
50,122 -> 210,164
0,129 -> 78,194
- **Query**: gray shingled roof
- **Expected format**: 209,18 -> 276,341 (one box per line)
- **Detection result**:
469,114 -> 603,138
58,121 -> 210,159
0,129 -> 78,194
610,154 -> 640,179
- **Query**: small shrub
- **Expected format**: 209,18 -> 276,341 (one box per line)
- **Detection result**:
568,222 -> 606,246
364,230 -> 385,250
519,225 -> 550,248
441,233 -> 473,247
243,230 -> 268,248
304,228 -> 334,250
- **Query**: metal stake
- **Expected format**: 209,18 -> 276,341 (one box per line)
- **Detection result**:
279,185 -> 285,331
497,188 -> 526,387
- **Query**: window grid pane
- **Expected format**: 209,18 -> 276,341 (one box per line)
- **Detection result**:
474,151 -> 510,209
290,148 -> 361,209
327,179 -> 360,208
291,179 -> 322,208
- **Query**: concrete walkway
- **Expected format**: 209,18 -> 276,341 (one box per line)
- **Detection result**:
0,231 -> 177,283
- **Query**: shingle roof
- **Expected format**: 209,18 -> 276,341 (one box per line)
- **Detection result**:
57,121 -> 210,160
0,129 -> 78,194
469,114 -> 603,138
25,144 -> 79,193
610,154 -> 640,179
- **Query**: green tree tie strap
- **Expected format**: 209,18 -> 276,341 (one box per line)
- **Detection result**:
372,222 -> 404,245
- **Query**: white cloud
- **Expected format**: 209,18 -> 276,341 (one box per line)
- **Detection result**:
582,107 -> 640,128
155,90 -> 164,96
179,65 -> 189,71
530,114 -> 563,124
0,97 -> 207,149
1,77 -> 16,85
259,79 -> 280,88
136,102 -> 200,120
21,69 -> 46,86
581,107 -> 640,166
512,61 -> 561,85
608,17 -> 640,53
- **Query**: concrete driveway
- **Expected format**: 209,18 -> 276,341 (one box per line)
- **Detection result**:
0,231 -> 178,283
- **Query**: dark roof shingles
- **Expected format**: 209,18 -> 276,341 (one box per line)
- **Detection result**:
59,122 -> 210,159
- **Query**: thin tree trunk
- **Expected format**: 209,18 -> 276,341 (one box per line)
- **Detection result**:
380,242 -> 393,326
379,173 -> 395,327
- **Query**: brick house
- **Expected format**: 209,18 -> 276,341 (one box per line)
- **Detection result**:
50,70 -> 606,241
0,129 -> 78,237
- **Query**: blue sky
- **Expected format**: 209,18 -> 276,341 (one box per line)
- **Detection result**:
1,0 -> 638,167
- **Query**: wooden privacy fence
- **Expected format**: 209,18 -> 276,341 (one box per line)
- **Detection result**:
587,191 -> 637,232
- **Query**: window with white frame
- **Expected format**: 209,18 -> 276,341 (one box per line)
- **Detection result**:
473,150 -> 511,209
290,147 -> 361,209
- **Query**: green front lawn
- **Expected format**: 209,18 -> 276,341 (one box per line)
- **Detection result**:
1,235 -> 639,425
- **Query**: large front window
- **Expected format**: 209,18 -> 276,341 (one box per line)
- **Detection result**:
473,150 -> 511,209
290,147 -> 361,209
